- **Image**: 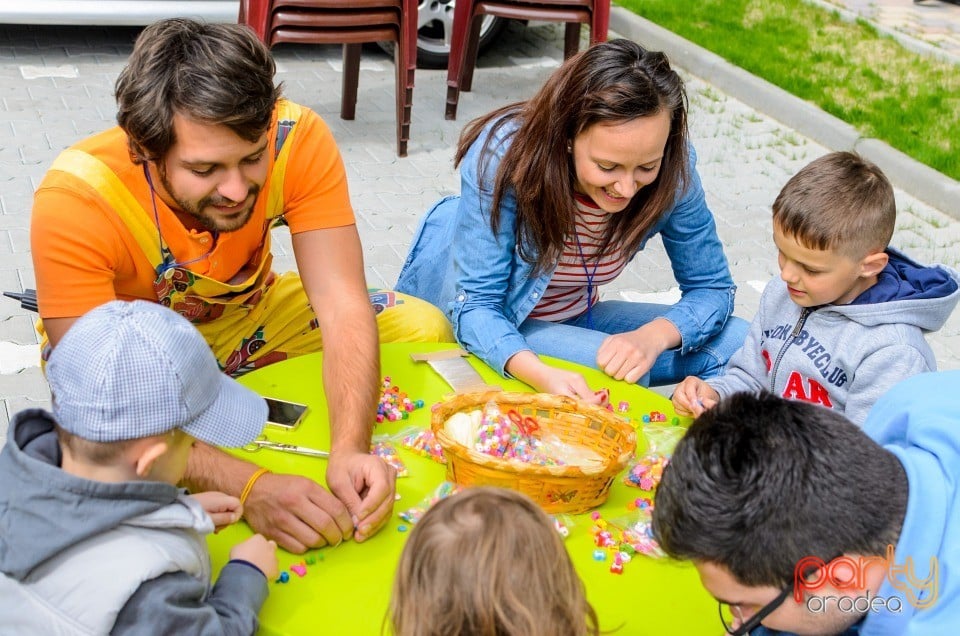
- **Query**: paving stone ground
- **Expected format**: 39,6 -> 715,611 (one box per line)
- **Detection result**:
2,10 -> 959,443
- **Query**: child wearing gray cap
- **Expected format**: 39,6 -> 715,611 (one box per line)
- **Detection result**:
0,300 -> 278,634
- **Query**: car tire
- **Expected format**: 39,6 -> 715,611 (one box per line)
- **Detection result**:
379,1 -> 509,70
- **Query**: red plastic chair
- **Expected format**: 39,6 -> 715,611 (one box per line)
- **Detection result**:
445,0 -> 610,120
239,0 -> 417,156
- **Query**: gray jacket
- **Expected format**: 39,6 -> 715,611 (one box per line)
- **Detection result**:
0,409 -> 268,635
709,249 -> 960,425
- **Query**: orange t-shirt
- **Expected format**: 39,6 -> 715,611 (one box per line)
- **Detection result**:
31,103 -> 354,319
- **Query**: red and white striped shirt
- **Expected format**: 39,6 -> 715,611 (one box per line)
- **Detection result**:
528,195 -> 629,322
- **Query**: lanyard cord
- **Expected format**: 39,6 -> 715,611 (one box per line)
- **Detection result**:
573,229 -> 600,330
143,164 -> 216,275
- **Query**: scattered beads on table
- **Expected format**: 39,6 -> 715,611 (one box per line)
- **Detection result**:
376,376 -> 424,424
626,497 -> 654,512
617,401 -> 630,413
273,551 -> 327,586
397,524 -> 408,533
642,410 -> 668,423
551,514 -> 572,539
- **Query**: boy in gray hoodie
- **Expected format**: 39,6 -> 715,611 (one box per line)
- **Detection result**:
0,300 -> 278,634
673,152 -> 960,426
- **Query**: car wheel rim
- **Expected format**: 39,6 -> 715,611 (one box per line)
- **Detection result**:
417,0 -> 499,55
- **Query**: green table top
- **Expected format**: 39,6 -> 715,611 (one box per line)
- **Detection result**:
207,343 -> 717,635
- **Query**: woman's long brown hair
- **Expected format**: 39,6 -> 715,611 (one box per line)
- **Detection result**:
455,39 -> 690,275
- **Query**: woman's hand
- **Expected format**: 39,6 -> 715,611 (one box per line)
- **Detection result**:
506,350 -> 601,403
536,367 -> 602,403
596,318 -> 681,384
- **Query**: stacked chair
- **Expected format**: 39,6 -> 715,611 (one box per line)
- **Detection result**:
444,0 -> 611,120
240,0 -> 417,157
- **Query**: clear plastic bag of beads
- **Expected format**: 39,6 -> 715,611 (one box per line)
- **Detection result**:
397,481 -> 462,525
370,433 -> 409,477
605,503 -> 666,559
399,425 -> 447,464
624,425 -> 685,490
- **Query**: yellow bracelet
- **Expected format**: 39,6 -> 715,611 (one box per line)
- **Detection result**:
239,467 -> 271,506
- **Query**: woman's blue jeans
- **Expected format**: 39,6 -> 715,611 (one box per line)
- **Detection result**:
518,300 -> 749,387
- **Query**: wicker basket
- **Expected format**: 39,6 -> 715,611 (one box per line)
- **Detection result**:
431,391 -> 637,514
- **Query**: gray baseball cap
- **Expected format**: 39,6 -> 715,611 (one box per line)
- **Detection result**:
47,300 -> 267,447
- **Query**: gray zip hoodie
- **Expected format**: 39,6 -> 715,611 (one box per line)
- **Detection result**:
0,409 -> 268,635
709,249 -> 960,426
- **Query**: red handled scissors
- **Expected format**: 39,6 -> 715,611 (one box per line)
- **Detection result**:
506,409 -> 540,436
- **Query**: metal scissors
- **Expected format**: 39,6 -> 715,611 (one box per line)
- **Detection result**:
241,435 -> 330,458
506,409 -> 540,436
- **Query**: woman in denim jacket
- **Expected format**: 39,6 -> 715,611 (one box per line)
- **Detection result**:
397,40 -> 748,401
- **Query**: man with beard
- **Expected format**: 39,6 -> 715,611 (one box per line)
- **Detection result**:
30,19 -> 452,553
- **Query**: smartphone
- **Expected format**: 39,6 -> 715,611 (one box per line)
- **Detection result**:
264,397 -> 309,432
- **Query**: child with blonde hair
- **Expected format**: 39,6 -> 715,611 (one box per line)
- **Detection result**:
388,487 -> 599,636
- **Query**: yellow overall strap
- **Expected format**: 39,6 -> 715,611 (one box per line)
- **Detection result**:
266,99 -> 303,222
48,149 -> 163,270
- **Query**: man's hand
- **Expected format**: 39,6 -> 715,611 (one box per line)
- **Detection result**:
243,472 -> 355,553
672,376 -> 720,417
325,451 -> 396,543
191,491 -> 242,532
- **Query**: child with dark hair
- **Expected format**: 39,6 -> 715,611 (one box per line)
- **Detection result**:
673,151 -> 959,425
654,374 -> 960,635
388,487 -> 599,636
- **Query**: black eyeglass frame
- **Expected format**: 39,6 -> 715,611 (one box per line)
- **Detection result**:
718,554 -> 844,636
718,583 -> 792,636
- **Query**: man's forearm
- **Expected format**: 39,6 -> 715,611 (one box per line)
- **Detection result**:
291,225 -> 380,457
183,442 -> 263,496
320,302 -> 379,454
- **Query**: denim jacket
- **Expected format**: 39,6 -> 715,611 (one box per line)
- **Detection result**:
396,118 -> 737,376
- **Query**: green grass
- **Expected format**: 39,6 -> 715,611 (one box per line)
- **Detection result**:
616,0 -> 960,182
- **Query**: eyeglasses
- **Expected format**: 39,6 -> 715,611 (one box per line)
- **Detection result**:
718,583 -> 792,636
718,554 -> 842,636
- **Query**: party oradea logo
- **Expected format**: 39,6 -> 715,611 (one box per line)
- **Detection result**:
793,545 -> 937,614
